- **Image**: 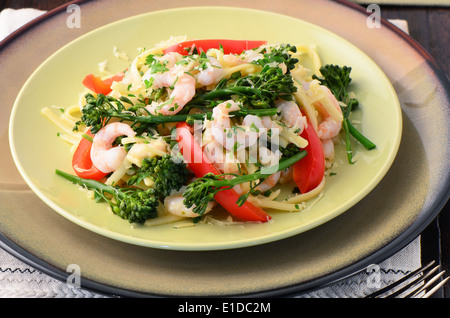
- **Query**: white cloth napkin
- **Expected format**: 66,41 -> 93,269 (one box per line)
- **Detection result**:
0,8 -> 422,298
0,8 -> 46,41
298,237 -> 421,298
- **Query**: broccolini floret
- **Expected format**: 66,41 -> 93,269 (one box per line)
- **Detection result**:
313,64 -> 376,163
252,43 -> 299,71
280,143 -> 302,158
182,150 -> 307,216
55,169 -> 159,224
127,154 -> 189,198
56,152 -> 190,223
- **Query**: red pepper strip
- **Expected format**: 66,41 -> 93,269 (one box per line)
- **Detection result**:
72,130 -> 108,180
82,72 -> 124,95
176,122 -> 271,222
163,39 -> 267,56
293,117 -> 325,193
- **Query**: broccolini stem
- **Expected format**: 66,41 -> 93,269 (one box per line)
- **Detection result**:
240,149 -> 307,182
55,169 -> 122,198
204,150 -> 307,189
346,119 -> 376,150
182,150 -> 307,212
81,133 -> 93,142
342,119 -> 354,165
114,108 -> 278,125
313,64 -> 377,164
188,87 -> 261,106
56,169 -> 160,223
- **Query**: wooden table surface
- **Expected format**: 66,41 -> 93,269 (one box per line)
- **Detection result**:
1,0 -> 449,297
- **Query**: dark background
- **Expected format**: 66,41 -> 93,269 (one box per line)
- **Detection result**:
1,0 -> 449,297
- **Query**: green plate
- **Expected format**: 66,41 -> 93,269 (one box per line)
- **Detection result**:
9,6 -> 401,251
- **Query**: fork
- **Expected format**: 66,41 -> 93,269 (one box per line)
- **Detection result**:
365,260 -> 449,298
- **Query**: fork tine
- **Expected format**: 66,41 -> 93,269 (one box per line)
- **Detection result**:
405,269 -> 446,298
399,265 -> 442,298
385,264 -> 440,298
421,276 -> 450,298
365,261 -> 436,298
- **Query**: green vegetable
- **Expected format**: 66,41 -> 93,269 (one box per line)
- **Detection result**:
74,45 -> 299,133
56,152 -> 190,223
186,44 -> 298,109
74,93 -> 278,134
127,154 -> 189,197
253,43 -> 299,71
145,54 -> 169,74
182,150 -> 307,216
55,169 -> 159,224
279,143 -> 302,158
313,64 -> 376,163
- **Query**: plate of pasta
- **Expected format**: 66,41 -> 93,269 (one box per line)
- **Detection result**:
8,7 -> 401,251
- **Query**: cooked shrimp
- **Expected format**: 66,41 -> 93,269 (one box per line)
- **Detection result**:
242,49 -> 264,63
141,52 -> 181,86
196,56 -> 224,87
279,167 -> 293,184
276,100 -> 307,133
312,85 -> 343,160
317,117 -> 342,140
203,140 -> 239,174
239,114 -> 266,148
258,146 -> 282,168
314,86 -> 343,140
144,65 -> 196,116
211,107 -> 264,152
206,101 -> 267,173
254,146 -> 282,192
211,100 -> 240,129
321,138 -> 335,161
159,51 -> 181,69
261,116 -> 282,141
222,50 -> 264,67
210,100 -> 241,151
90,122 -> 136,173
256,171 -> 281,193
164,194 -> 214,218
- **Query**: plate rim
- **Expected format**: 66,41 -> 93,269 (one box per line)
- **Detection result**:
1,0 -> 448,297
